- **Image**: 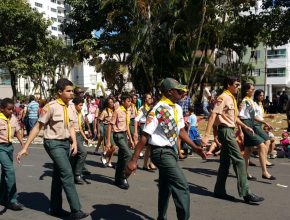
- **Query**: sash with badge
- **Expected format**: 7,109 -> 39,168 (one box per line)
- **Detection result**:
155,106 -> 178,153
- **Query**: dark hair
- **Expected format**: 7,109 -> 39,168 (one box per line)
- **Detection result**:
56,78 -> 73,92
120,92 -> 131,102
29,95 -> 35,102
241,83 -> 253,98
72,97 -> 84,105
142,93 -> 151,104
0,98 -> 14,109
188,106 -> 195,113
223,76 -> 240,90
74,87 -> 83,95
253,89 -> 264,104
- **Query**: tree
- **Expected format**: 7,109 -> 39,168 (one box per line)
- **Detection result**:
0,0 -> 49,99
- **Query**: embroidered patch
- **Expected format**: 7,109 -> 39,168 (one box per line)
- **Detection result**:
40,105 -> 49,116
146,117 -> 153,125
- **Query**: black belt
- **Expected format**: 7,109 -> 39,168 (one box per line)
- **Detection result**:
150,144 -> 173,149
44,138 -> 70,141
114,131 -> 127,134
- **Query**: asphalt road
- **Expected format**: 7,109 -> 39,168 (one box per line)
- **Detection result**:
1,144 -> 290,220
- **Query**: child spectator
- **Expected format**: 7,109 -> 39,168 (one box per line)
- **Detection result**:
280,131 -> 290,158
188,106 -> 201,145
263,125 -> 277,159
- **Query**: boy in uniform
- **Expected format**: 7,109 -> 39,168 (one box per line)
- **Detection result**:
17,78 -> 88,219
201,75 -> 264,204
106,92 -> 134,190
0,98 -> 24,211
125,78 -> 206,220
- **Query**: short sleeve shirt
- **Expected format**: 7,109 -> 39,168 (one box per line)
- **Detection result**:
239,98 -> 256,120
135,106 -> 149,124
38,100 -> 77,139
0,115 -> 20,143
143,102 -> 184,147
109,107 -> 128,132
188,114 -> 197,128
212,93 -> 236,128
254,102 -> 264,121
99,109 -> 113,125
27,101 -> 39,119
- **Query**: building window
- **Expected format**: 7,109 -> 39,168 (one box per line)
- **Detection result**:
267,49 -> 286,59
51,26 -> 57,31
51,8 -> 57,12
35,2 -> 43,8
0,69 -> 10,85
267,68 -> 286,77
51,17 -> 57,22
250,69 -> 261,76
51,0 -> 56,3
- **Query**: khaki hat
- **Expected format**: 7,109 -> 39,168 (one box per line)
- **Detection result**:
160,78 -> 187,92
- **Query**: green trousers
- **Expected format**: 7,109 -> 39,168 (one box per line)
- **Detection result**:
113,132 -> 132,181
151,146 -> 190,220
214,127 -> 250,197
70,133 -> 87,176
0,143 -> 18,205
44,139 -> 81,212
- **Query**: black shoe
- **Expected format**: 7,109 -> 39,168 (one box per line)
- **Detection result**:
70,210 -> 89,219
82,170 -> 91,176
115,179 -> 129,190
7,202 -> 23,211
243,193 -> 264,204
214,193 -> 236,201
142,167 -> 155,172
74,176 -> 85,185
49,209 -> 70,217
266,163 -> 275,167
249,161 -> 257,167
262,175 -> 276,180
247,175 -> 257,181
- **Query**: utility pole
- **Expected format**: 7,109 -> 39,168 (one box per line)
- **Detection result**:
264,46 -> 267,96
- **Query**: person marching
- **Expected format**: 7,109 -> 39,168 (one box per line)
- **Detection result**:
106,92 -> 134,189
70,97 -> 90,185
99,97 -> 117,167
134,93 -> 156,171
239,84 -> 275,181
17,79 -> 88,219
125,78 -> 206,220
0,98 -> 24,211
201,76 -> 264,204
129,93 -> 138,147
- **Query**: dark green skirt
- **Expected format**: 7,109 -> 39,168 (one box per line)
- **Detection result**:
103,124 -> 115,146
241,119 -> 264,147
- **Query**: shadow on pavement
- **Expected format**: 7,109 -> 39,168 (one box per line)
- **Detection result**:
188,182 -> 213,197
91,204 -> 154,220
39,162 -> 53,180
85,173 -> 115,185
0,207 -> 7,215
182,167 -> 235,178
18,192 -> 49,213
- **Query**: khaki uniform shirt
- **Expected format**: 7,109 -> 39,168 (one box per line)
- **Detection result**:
39,100 -> 77,139
0,115 -> 20,143
128,105 -> 137,119
99,109 -> 113,125
110,107 -> 129,132
212,93 -> 236,128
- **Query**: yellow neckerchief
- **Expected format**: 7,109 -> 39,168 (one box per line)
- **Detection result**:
145,103 -> 150,111
56,98 -> 69,128
223,90 -> 238,119
160,95 -> 178,125
131,104 -> 137,115
259,102 -> 264,115
119,105 -> 130,126
76,111 -> 82,129
0,113 -> 11,142
244,96 -> 254,108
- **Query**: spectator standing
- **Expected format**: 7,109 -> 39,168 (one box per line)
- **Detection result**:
27,95 -> 39,135
201,83 -> 211,119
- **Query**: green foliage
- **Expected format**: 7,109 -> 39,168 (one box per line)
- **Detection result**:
65,0 -> 290,94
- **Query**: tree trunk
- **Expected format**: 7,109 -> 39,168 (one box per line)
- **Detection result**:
10,71 -> 17,101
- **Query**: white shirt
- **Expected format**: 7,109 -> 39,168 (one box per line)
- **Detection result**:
143,101 -> 184,147
135,106 -> 149,124
239,97 -> 256,120
202,87 -> 211,102
254,102 -> 264,121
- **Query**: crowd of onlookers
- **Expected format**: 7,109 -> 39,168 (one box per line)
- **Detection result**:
6,86 -> 290,173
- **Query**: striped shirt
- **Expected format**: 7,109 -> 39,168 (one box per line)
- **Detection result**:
27,101 -> 39,119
